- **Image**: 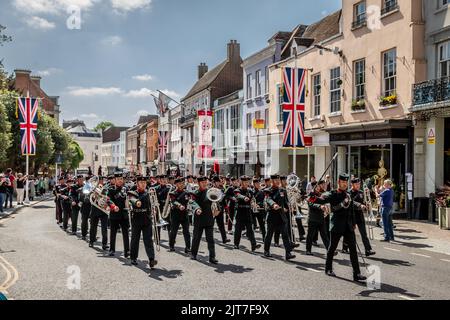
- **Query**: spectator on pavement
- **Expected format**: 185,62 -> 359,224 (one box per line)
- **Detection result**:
0,174 -> 10,213
4,168 -> 15,209
379,179 -> 395,242
16,173 -> 27,205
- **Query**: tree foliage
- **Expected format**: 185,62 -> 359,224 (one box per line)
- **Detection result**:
0,96 -> 12,164
94,121 -> 114,132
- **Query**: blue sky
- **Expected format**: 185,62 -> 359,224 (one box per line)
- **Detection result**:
0,0 -> 341,128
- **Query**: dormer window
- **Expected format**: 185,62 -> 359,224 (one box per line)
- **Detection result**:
352,1 -> 366,29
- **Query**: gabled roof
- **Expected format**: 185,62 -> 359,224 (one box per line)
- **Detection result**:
182,61 -> 228,101
102,126 -> 129,143
281,10 -> 342,57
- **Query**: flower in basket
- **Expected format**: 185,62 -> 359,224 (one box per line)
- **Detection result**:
352,99 -> 365,111
379,94 -> 397,106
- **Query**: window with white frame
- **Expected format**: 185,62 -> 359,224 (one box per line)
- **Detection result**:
255,70 -> 262,97
383,48 -> 397,96
247,113 -> 252,130
230,104 -> 240,147
330,67 -> 341,113
247,74 -> 252,99
312,73 -> 321,116
264,108 -> 269,129
354,59 -> 366,100
354,1 -> 366,24
439,41 -> 450,77
265,66 -> 269,94
215,109 -> 225,148
277,84 -> 283,122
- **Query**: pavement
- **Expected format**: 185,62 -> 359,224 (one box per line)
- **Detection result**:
1,200 -> 450,300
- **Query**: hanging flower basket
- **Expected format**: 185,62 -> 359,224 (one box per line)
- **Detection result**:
379,94 -> 397,107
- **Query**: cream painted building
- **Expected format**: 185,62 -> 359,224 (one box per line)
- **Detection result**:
267,0 -> 426,215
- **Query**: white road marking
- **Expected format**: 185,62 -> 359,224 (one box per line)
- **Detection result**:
384,247 -> 400,252
398,295 -> 416,301
410,253 -> 431,258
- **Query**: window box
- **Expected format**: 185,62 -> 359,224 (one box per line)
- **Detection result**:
379,94 -> 397,107
351,99 -> 366,112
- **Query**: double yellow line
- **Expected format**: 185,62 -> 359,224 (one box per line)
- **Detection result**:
0,255 -> 19,296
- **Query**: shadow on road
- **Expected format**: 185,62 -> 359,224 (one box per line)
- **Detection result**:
365,256 -> 414,267
195,256 -> 254,274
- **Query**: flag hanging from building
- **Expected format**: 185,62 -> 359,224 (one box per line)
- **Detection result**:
153,91 -> 171,116
197,110 -> 213,158
17,97 -> 39,155
282,67 -> 312,148
158,131 -> 169,162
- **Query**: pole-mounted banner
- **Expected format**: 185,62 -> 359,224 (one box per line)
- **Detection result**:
17,97 -> 39,156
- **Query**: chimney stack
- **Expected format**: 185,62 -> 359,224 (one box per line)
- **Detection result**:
31,75 -> 41,88
198,62 -> 208,79
227,40 -> 240,62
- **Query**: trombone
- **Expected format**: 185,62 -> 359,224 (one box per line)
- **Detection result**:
148,187 -> 169,252
363,185 -> 375,240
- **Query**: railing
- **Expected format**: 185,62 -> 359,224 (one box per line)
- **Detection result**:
381,0 -> 398,15
413,76 -> 450,106
352,15 -> 367,29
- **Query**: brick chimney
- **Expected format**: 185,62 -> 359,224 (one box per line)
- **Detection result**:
227,40 -> 240,62
31,75 -> 41,88
198,63 -> 208,79
14,69 -> 32,93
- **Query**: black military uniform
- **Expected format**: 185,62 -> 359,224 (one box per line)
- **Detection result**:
263,175 -> 295,260
69,177 -> 84,235
305,182 -> 329,254
107,173 -> 130,257
252,179 -> 267,241
212,176 -> 230,244
60,180 -> 73,231
224,179 -> 237,232
129,178 -> 157,268
316,174 -> 366,282
156,176 -> 171,239
168,178 -> 191,252
342,178 -> 375,257
53,178 -> 65,225
79,178 -> 91,240
89,177 -> 109,250
233,177 -> 260,251
190,177 -> 217,264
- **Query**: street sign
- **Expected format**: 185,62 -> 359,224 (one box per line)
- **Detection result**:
55,154 -> 63,164
428,128 -> 435,145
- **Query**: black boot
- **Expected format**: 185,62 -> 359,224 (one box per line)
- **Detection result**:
251,244 -> 261,252
149,260 -> 158,269
109,251 -> 115,257
286,252 -> 296,261
124,251 -> 130,258
185,248 -> 191,254
209,257 -> 218,264
131,259 -> 138,265
326,270 -> 336,277
365,250 -> 376,257
353,274 -> 367,282
264,251 -> 272,258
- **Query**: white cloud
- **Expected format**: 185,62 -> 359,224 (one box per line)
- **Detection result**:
67,86 -> 123,96
111,0 -> 152,12
124,88 -> 157,98
132,74 -> 154,81
14,0 -> 97,15
80,113 -> 99,118
36,68 -> 63,76
26,16 -> 56,30
102,35 -> 123,46
136,110 -> 150,117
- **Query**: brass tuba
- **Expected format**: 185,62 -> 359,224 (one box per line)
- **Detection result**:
206,187 -> 223,217
88,176 -> 113,215
161,184 -> 176,219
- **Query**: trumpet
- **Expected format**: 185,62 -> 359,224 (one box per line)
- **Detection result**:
206,187 -> 223,217
364,186 -> 375,240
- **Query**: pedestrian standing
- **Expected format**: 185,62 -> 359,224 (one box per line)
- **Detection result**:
4,169 -> 15,208
16,173 -> 26,205
0,174 -> 8,213
378,179 -> 395,242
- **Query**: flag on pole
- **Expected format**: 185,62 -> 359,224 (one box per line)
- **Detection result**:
197,110 -> 213,158
158,131 -> 169,162
17,97 -> 39,155
281,67 -> 312,148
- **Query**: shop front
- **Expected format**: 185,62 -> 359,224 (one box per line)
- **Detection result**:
328,120 -> 413,215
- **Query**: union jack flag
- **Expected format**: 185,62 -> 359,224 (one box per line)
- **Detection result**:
158,131 -> 169,162
282,67 -> 312,148
17,97 -> 39,155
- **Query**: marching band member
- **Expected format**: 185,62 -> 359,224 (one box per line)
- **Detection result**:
129,176 -> 158,269
53,176 -> 65,226
233,176 -> 261,252
263,175 -> 296,261
79,176 -> 91,241
274,175 -> 299,249
168,178 -> 191,253
212,176 -> 231,244
107,173 -> 130,258
156,175 -> 171,239
305,181 -> 329,255
341,178 -> 375,257
68,175 -> 84,235
60,178 -> 73,232
89,176 -> 110,251
316,173 -> 367,282
252,178 -> 266,242
224,177 -> 238,232
190,176 -> 218,264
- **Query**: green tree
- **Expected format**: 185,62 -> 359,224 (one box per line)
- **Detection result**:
66,141 -> 84,170
0,89 -> 20,169
94,121 -> 114,132
0,96 -> 12,164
